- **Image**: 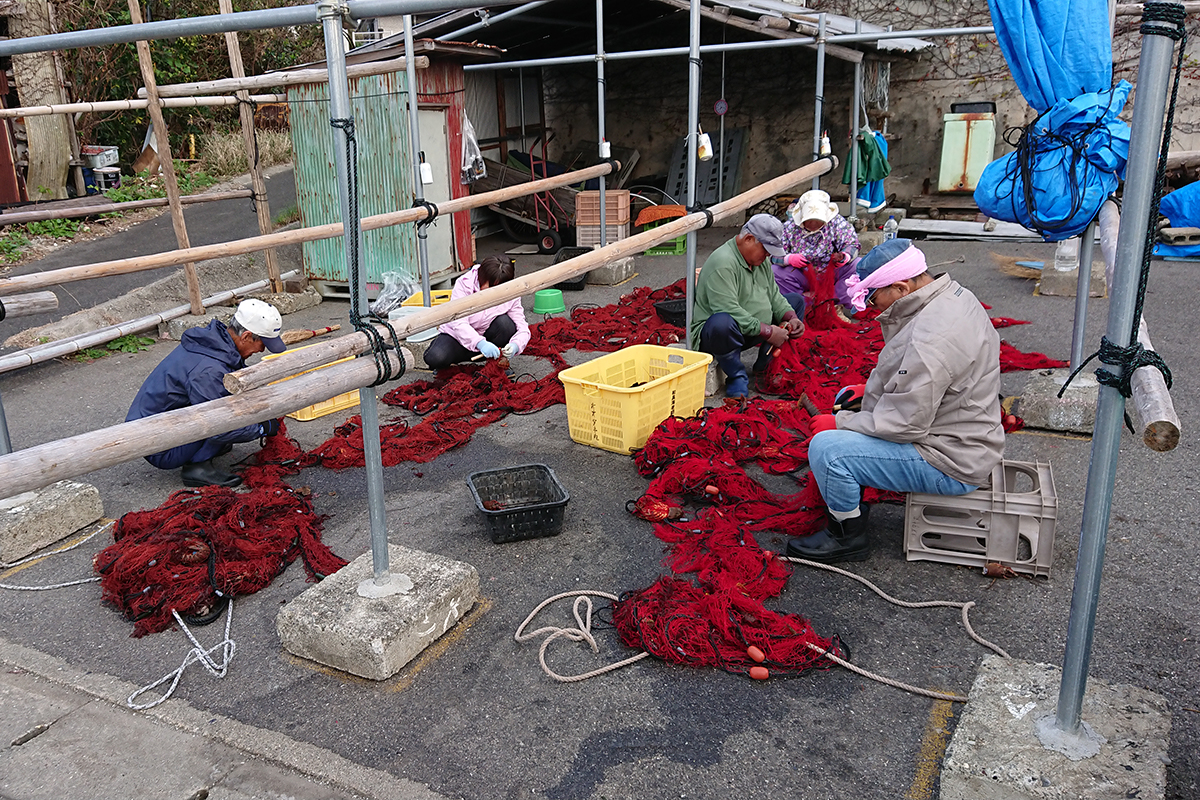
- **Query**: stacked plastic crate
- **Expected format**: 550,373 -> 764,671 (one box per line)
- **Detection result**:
574,190 -> 630,249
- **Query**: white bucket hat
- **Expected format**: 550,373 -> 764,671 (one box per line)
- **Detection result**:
234,298 -> 286,353
792,189 -> 839,226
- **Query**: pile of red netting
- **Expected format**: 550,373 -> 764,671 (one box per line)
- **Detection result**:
99,271 -> 1063,640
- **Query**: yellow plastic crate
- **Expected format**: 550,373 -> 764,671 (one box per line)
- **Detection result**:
263,343 -> 361,422
401,289 -> 453,307
558,345 -> 712,454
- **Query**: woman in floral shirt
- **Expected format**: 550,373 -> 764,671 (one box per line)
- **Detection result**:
773,189 -> 861,306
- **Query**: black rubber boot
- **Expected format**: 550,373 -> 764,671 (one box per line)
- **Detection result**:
786,505 -> 871,563
181,459 -> 242,488
716,351 -> 749,398
753,342 -> 774,374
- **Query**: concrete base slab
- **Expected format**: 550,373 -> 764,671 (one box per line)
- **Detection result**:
941,655 -> 1169,800
249,285 -> 323,315
587,256 -> 636,285
0,481 -> 103,563
1020,368 -> 1098,435
1037,261 -> 1107,298
276,544 -> 479,681
858,230 -> 886,254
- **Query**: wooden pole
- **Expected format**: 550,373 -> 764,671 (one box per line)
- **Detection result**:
127,0 -> 203,316
1097,200 -> 1180,451
0,347 -> 403,499
136,56 -> 428,99
0,270 -> 297,375
0,161 -> 618,295
225,157 -> 838,393
218,0 -> 281,291
0,290 -> 57,319
281,324 -> 340,345
0,189 -> 252,226
0,94 -> 286,119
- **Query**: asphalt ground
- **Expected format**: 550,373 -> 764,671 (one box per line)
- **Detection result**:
0,182 -> 1197,799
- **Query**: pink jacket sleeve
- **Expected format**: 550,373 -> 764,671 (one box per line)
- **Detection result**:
439,267 -> 487,351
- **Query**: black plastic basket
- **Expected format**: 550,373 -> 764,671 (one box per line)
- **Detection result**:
653,298 -> 687,328
553,246 -> 593,291
466,463 -> 570,544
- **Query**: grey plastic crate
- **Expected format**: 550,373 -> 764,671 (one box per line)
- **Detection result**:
466,463 -> 570,544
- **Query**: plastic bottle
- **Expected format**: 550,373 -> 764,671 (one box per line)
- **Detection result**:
1053,237 -> 1079,272
883,215 -> 899,240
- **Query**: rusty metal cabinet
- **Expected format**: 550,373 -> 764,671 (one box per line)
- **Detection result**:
938,109 -> 996,193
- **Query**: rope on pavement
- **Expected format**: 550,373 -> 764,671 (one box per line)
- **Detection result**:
514,590 -> 649,682
0,520 -> 112,590
127,599 -> 236,710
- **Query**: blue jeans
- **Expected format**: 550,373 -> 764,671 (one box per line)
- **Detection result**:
808,429 -> 977,514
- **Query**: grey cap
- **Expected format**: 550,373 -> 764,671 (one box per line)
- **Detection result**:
740,214 -> 786,257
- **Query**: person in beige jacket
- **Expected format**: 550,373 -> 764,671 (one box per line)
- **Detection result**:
787,238 -> 1004,563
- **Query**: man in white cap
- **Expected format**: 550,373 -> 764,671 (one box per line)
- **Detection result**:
126,298 -> 288,488
691,213 -> 806,398
787,238 -> 1004,563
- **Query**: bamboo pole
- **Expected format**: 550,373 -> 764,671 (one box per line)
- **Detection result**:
1098,199 -> 1179,451
218,0 -> 281,291
136,56 -> 427,98
0,94 -> 286,119
226,157 -> 838,393
0,190 -> 252,226
128,0 -> 203,316
0,347 -> 402,499
0,290 -> 57,319
281,324 -> 339,344
0,161 -> 618,295
0,270 -> 297,375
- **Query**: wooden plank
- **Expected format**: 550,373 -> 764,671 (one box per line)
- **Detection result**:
898,217 -> 1042,240
137,56 -> 429,99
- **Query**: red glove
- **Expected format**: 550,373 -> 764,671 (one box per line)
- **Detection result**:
833,383 -> 866,412
809,414 -> 838,434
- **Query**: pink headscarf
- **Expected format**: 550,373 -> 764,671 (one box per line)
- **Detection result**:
843,243 -> 928,312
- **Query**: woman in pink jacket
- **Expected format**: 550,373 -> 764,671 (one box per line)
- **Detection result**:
423,256 -> 531,370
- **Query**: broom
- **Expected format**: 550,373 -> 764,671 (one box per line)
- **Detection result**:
990,252 -> 1044,279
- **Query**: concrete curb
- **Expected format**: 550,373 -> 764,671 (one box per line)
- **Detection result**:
0,635 -> 446,800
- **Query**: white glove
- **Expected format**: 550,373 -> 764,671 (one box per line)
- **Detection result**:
501,342 -> 519,358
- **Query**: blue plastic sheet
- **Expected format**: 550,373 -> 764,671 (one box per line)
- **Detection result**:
975,0 -> 1128,241
1153,181 -> 1200,257
975,82 -> 1131,241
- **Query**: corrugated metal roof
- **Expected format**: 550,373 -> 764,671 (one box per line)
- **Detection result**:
710,1 -> 933,52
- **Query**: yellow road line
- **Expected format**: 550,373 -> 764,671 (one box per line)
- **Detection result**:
0,518 -> 114,579
903,698 -> 955,800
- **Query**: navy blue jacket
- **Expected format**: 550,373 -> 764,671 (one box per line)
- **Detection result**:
126,319 -> 261,442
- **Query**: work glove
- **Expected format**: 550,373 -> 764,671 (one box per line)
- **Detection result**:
833,383 -> 867,412
828,251 -> 850,269
784,253 -> 812,269
809,414 -> 838,435
259,418 -> 281,438
765,324 -> 789,349
501,342 -> 520,358
477,339 -> 501,359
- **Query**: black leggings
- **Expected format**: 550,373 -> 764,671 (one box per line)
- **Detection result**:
423,314 -> 517,369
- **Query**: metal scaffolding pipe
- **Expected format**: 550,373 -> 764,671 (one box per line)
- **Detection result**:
811,13 -> 826,191
848,20 -> 862,222
404,16 -> 433,305
596,0 -> 608,244
436,1 -> 552,41
684,0 -> 702,339
1052,6 -> 1180,737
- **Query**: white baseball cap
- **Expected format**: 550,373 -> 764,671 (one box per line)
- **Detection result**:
234,299 -> 286,353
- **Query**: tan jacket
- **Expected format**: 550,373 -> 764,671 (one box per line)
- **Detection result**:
837,274 -> 1004,485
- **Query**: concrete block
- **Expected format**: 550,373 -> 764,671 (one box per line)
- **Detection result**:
858,230 -> 886,254
587,255 -> 636,286
0,480 -> 104,563
249,286 -> 323,315
161,308 -> 235,341
276,544 -> 479,681
941,655 -> 1169,800
1020,368 -> 1098,435
1037,261 -> 1107,298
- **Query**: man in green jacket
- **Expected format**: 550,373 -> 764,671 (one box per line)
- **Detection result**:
691,214 -> 805,398
788,238 -> 1005,563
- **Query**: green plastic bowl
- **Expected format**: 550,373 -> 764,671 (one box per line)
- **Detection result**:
532,288 -> 566,315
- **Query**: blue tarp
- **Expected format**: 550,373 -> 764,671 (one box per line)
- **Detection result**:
1154,180 -> 1200,257
975,0 -> 1129,241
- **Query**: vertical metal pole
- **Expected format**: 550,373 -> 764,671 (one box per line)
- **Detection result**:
0,390 -> 12,455
596,0 -> 608,245
848,20 -> 861,221
404,15 -> 432,305
1070,222 -> 1097,370
811,13 -> 826,190
1054,13 -> 1178,734
319,2 -> 404,592
717,44 -> 725,202
683,0 -> 701,339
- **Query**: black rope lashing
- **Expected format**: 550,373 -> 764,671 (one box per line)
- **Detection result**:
0,297 -> 6,322
687,204 -> 714,229
1057,1 -> 1184,430
331,115 -> 405,387
412,198 -> 439,227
